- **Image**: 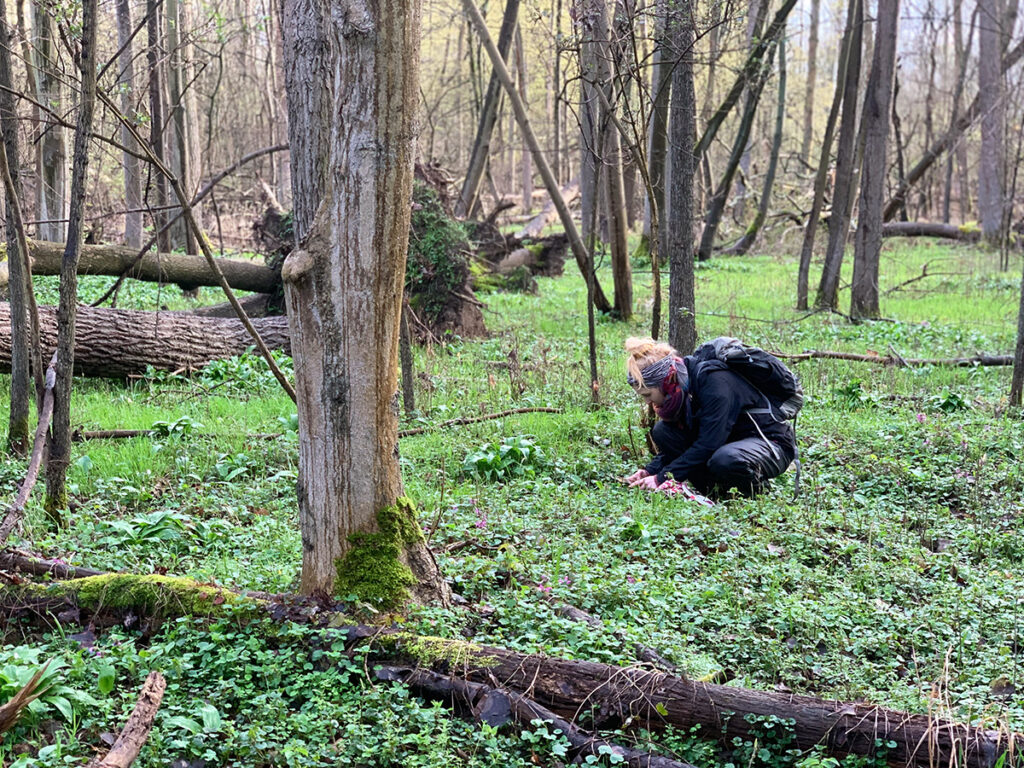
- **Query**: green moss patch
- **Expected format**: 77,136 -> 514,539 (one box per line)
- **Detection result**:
42,574 -> 254,617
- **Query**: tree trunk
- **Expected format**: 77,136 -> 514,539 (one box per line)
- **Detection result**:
0,302 -> 291,378
0,0 -> 30,454
800,0 -> 820,165
944,0 -> 974,223
643,0 -> 670,255
577,0 -> 609,251
1011,262 -> 1024,405
32,1 -> 66,243
147,0 -> 171,255
850,0 -> 899,320
456,0 -> 519,219
815,0 -> 863,310
667,0 -> 696,354
890,73 -> 908,222
281,0 -> 449,605
796,0 -> 856,310
165,0 -> 200,254
881,221 -> 980,240
734,0 -> 767,225
515,26 -> 532,215
977,0 -> 1005,245
18,239 -> 280,293
725,32 -> 786,257
44,0 -> 99,520
115,0 -> 143,248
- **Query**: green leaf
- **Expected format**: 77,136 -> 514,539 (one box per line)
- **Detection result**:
98,666 -> 116,696
166,715 -> 203,735
200,703 -> 223,733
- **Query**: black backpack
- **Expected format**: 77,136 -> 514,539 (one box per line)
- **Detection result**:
692,337 -> 804,421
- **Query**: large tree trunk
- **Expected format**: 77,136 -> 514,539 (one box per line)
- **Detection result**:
943,0 -> 974,223
850,0 -> 899,320
18,239 -> 280,293
115,0 -> 143,248
44,0 -> 99,520
455,0 -> 519,219
977,0 -> 1005,245
796,0 -> 856,310
666,0 -> 696,354
815,0 -> 863,311
0,0 -> 31,454
147,0 -> 171,255
643,0 -> 670,256
0,302 -> 291,378
165,0 -> 201,254
32,1 -> 66,243
281,0 -> 449,604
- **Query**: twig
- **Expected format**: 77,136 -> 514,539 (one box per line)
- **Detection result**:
0,354 -> 58,546
85,671 -> 166,768
70,430 -> 282,442
398,407 -> 562,437
773,349 -> 1013,367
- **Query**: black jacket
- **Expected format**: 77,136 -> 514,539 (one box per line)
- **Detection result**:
645,357 -> 796,484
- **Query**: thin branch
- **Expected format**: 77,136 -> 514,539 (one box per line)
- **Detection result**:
774,350 -> 1013,366
396,407 -> 562,437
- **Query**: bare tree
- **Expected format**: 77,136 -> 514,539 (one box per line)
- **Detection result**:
281,0 -> 449,603
43,0 -> 100,520
800,0 -> 820,165
977,0 -> 1006,244
115,0 -> 144,248
850,0 -> 900,320
32,0 -> 66,243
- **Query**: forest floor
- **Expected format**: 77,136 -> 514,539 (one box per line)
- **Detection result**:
2,237 -> 1023,767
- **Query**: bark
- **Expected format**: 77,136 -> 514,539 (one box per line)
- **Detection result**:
605,126 -> 632,319
460,0 -> 611,313
850,0 -> 899,320
796,0 -> 856,310
456,0 -> 520,219
282,0 -> 450,603
884,35 -> 1024,223
881,222 -> 980,240
32,2 -> 65,243
85,672 -> 166,768
399,301 -> 415,415
977,0 -> 1005,244
146,0 -> 170,254
1012,261 -> 1024,405
44,0 -> 99,520
644,0 -> 670,253
800,0 -> 820,165
577,0 -> 610,251
944,0 -> 975,223
734,0 -> 768,224
890,73 -> 908,222
0,0 -> 30,454
725,32 -> 786,257
515,26 -> 532,215
666,0 -> 696,354
697,38 -> 778,261
0,302 -> 292,378
165,0 -> 199,253
19,239 -> 280,293
115,0 -> 143,248
815,0 -> 863,311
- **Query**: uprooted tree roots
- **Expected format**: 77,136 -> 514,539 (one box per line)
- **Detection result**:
1,571 -> 1015,768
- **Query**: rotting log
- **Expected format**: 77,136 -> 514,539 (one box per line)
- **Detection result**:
881,222 -> 981,241
85,671 -> 166,768
0,549 -> 106,579
0,302 -> 291,378
9,239 -> 280,293
0,579 -> 1014,768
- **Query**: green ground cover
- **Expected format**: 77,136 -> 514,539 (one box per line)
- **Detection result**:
1,239 -> 1023,766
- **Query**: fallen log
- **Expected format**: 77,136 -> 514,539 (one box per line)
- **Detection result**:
773,349 -> 1012,367
378,666 -> 695,768
515,177 -> 580,239
0,302 -> 291,378
0,549 -> 107,579
12,239 -> 280,294
881,222 -> 981,241
85,671 -> 166,768
0,577 -> 1014,768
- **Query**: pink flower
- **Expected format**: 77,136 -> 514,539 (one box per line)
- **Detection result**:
916,413 -> 927,424
626,575 -> 637,584
536,583 -> 552,594
559,575 -> 572,586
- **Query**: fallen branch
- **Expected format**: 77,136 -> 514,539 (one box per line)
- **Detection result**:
0,549 -> 106,579
881,222 -> 981,241
378,666 -> 696,768
882,262 -> 965,295
0,355 -> 57,546
397,407 -> 562,437
85,671 -> 166,768
773,350 -> 1012,367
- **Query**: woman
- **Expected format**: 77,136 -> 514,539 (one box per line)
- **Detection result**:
623,337 -> 796,498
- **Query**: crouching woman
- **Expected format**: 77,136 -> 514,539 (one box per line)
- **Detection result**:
623,337 -> 796,498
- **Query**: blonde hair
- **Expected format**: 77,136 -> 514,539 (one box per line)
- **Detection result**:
625,337 -> 677,387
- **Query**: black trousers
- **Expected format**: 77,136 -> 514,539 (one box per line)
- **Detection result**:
651,420 -> 794,497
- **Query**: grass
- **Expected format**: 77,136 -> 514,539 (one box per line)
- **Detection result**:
1,238 -> 1023,766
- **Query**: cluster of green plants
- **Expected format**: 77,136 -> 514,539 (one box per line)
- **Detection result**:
3,239 -> 1024,765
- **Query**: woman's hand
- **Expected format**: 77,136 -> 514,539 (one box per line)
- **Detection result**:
630,475 -> 660,491
622,468 -> 649,484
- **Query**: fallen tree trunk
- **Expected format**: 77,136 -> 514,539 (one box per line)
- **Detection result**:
0,302 -> 291,378
774,349 -> 1012,366
881,222 -> 981,241
514,177 -> 580,239
12,239 -> 280,293
1,577 -> 1014,768
85,671 -> 166,768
